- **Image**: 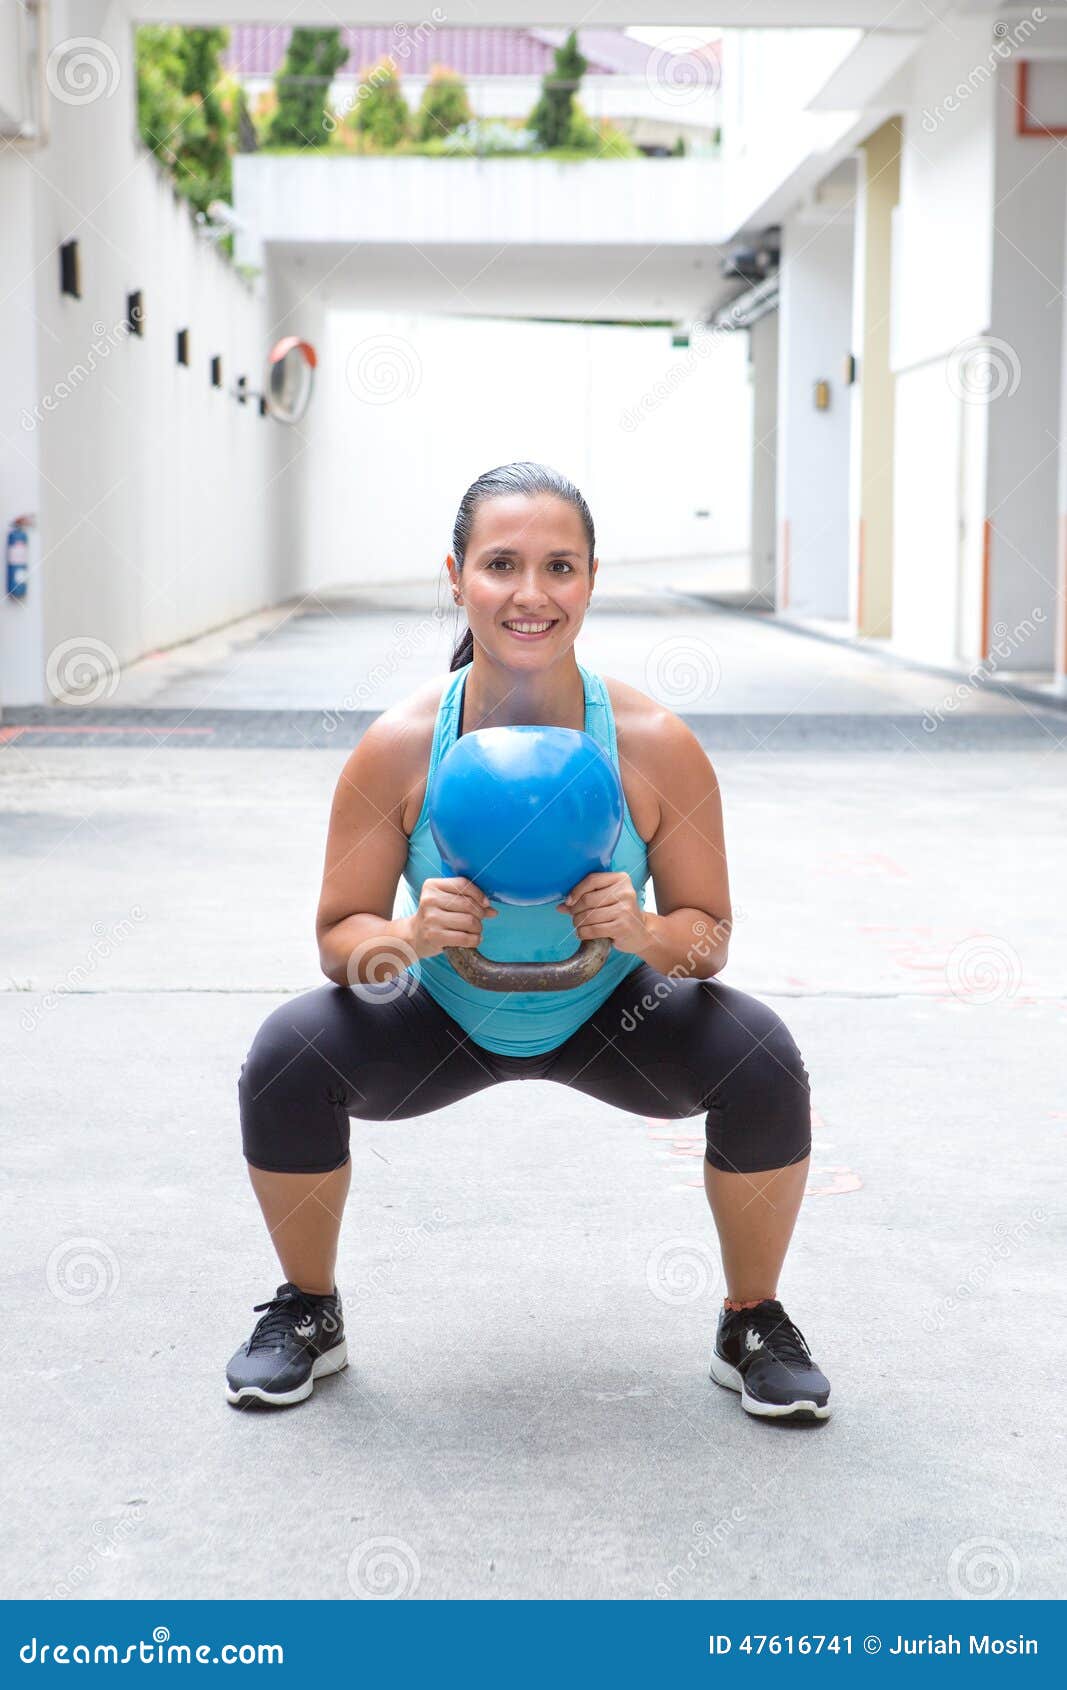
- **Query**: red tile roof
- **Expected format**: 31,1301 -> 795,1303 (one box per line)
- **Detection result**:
224,25 -> 720,81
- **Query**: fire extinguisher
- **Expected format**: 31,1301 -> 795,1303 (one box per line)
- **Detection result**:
6,516 -> 31,599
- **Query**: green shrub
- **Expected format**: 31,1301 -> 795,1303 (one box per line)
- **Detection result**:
136,27 -> 235,215
415,66 -> 472,142
268,27 -> 347,148
593,121 -> 640,159
564,101 -> 599,151
530,30 -> 587,150
348,58 -> 411,150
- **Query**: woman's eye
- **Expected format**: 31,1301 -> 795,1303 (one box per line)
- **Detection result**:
486,557 -> 572,571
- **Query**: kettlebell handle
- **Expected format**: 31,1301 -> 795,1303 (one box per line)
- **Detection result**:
443,938 -> 611,993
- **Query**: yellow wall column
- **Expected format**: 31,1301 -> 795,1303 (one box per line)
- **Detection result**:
850,118 -> 902,639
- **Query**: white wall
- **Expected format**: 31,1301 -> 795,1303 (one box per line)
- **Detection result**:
234,155 -> 725,260
719,26 -> 860,158
889,16 -> 995,666
0,145 -> 46,706
314,310 -> 751,593
0,0 -> 272,705
776,208 -> 854,620
717,26 -> 863,231
985,56 -> 1066,668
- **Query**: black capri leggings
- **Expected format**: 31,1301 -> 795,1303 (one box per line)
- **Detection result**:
238,962 -> 812,1178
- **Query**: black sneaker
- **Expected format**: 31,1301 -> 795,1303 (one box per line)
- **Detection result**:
226,1282 -> 347,1408
709,1298 -> 830,1421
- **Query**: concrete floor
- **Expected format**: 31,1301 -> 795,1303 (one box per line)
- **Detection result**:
3,577 -> 1065,1601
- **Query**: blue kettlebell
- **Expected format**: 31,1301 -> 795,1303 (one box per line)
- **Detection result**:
428,725 -> 624,992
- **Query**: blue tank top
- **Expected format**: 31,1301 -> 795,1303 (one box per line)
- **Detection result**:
395,661 -> 650,1057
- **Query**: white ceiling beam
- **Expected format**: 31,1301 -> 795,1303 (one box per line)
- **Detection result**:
122,2 -> 974,30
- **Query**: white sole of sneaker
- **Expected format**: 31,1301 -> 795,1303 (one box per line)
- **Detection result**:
226,1340 -> 349,1408
709,1351 -> 831,1420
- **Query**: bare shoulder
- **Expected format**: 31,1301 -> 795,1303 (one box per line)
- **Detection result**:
353,672 -> 450,835
602,675 -> 717,840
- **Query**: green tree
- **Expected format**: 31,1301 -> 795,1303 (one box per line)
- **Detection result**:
136,26 -> 235,215
529,30 -> 587,150
348,58 -> 411,150
415,66 -> 472,143
268,27 -> 348,148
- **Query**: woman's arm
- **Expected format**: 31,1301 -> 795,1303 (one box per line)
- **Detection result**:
315,715 -> 418,987
561,711 -> 732,980
635,711 -> 733,980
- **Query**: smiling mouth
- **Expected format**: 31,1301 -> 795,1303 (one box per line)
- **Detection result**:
502,619 -> 559,637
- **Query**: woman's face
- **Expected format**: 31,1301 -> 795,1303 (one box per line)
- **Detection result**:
449,493 -> 596,663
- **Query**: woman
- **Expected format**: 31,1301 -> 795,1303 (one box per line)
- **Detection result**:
227,461 -> 830,1422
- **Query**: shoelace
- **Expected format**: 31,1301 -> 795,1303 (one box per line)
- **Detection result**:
246,1290 -> 323,1353
738,1303 -> 813,1368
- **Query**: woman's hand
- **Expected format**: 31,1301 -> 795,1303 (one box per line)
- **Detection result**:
410,876 -> 497,959
557,872 -> 649,955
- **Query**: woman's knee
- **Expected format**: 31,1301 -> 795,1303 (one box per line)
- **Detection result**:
238,987 -> 354,1174
701,987 -> 812,1175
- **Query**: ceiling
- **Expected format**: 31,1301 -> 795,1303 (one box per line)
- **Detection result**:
125,1 -> 998,30
269,239 -> 725,322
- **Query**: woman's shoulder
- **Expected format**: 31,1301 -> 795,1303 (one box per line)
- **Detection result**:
600,672 -> 679,752
367,671 -> 455,835
599,674 -> 715,842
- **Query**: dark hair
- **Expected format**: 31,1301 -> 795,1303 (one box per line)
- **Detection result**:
447,461 -> 595,671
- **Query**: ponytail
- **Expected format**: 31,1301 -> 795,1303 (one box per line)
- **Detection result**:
449,625 -> 475,672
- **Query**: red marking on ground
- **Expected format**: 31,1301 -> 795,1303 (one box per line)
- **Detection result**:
649,1111 -> 863,1196
817,852 -> 909,880
0,725 -> 214,736
807,1167 -> 864,1198
866,853 -> 909,879
859,924 -> 933,934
